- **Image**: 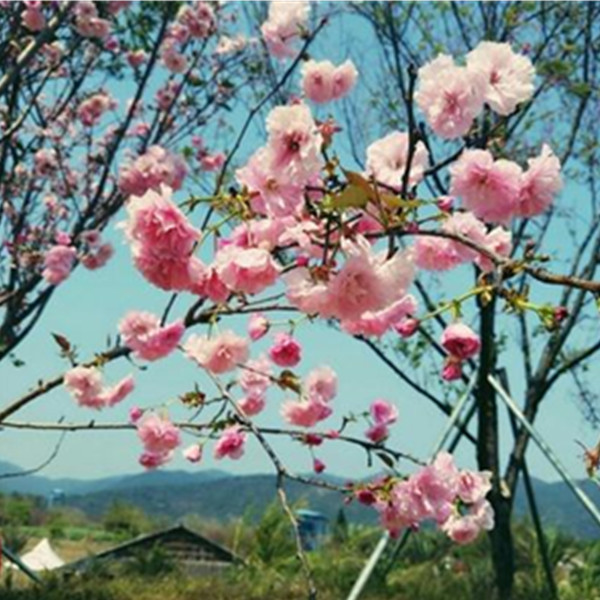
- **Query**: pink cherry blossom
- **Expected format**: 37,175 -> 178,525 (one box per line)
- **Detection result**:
118,311 -> 185,361
129,406 -> 144,423
183,444 -> 203,463
328,237 -> 415,322
227,217 -> 291,252
442,357 -> 463,382
77,92 -> 114,127
119,146 -> 187,197
441,513 -> 481,545
139,451 -> 172,470
370,399 -> 399,426
442,499 -> 494,544
184,330 -> 249,374
341,295 -> 418,337
22,7 -> 46,31
162,46 -> 188,73
416,54 -> 486,139
441,323 -> 481,360
101,375 -> 135,407
332,60 -> 358,99
281,398 -> 332,428
301,59 -> 358,103
284,267 -> 331,315
239,355 -> 272,398
437,196 -> 455,212
268,332 -> 302,367
177,2 -> 215,39
123,186 -> 199,255
305,366 -> 337,403
127,49 -> 147,68
365,423 -> 390,444
394,317 -> 419,338
301,60 -> 335,103
214,426 -> 246,460
121,186 -> 199,291
132,248 -> 198,292
474,226 -> 512,273
236,148 -> 305,218
137,413 -> 181,454
457,469 -> 492,504
199,152 -> 225,172
261,1 -> 309,59
366,131 -> 428,189
214,246 -> 280,295
34,148 -> 58,176
265,104 -> 323,181
42,245 -> 77,285
450,149 -> 523,224
466,41 -> 534,116
286,236 -> 415,330
76,16 -> 111,39
442,211 -> 488,262
81,243 -> 114,271
248,313 -> 270,341
413,235 -> 460,272
64,366 -> 103,407
517,144 -> 562,217
64,366 -> 134,410
237,394 -> 266,417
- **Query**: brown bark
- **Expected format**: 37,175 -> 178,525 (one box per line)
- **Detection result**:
476,296 -> 515,600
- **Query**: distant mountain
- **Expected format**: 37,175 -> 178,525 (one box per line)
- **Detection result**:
0,461 -> 228,496
63,473 -> 370,525
2,462 -> 600,539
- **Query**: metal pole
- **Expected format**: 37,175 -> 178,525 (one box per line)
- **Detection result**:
488,374 -> 600,528
345,374 -> 477,600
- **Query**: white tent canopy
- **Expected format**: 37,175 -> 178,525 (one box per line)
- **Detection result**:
17,538 -> 64,571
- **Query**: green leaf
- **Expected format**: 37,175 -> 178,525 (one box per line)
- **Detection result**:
330,183 -> 370,209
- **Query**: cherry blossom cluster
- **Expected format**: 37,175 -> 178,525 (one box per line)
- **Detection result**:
160,2 -> 217,73
47,2 -> 573,549
415,41 -> 535,139
42,230 -> 113,285
301,59 -> 358,104
118,146 -> 188,198
261,0 -> 309,59
64,366 -> 134,410
4,1 -> 249,306
355,452 -> 494,544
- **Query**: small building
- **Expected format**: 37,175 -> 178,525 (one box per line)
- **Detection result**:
296,509 -> 329,551
63,524 -> 241,577
16,538 -> 65,572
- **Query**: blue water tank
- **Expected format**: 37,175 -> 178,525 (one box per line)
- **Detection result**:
296,509 -> 328,551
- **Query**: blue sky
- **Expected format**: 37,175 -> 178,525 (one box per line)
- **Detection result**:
1,3 -> 598,490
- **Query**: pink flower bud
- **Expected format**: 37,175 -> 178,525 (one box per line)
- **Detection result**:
268,332 -> 302,367
442,357 -> 463,381
441,323 -> 481,360
356,488 -> 376,506
553,306 -> 568,323
394,317 -> 419,338
129,406 -> 144,423
303,433 -> 323,446
365,423 -> 389,444
313,458 -> 326,474
183,444 -> 203,463
248,313 -> 269,341
437,195 -> 455,212
296,255 -> 310,267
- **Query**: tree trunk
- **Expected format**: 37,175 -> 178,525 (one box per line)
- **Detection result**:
476,297 -> 515,600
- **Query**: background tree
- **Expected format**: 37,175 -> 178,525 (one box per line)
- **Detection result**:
338,2 -> 600,597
